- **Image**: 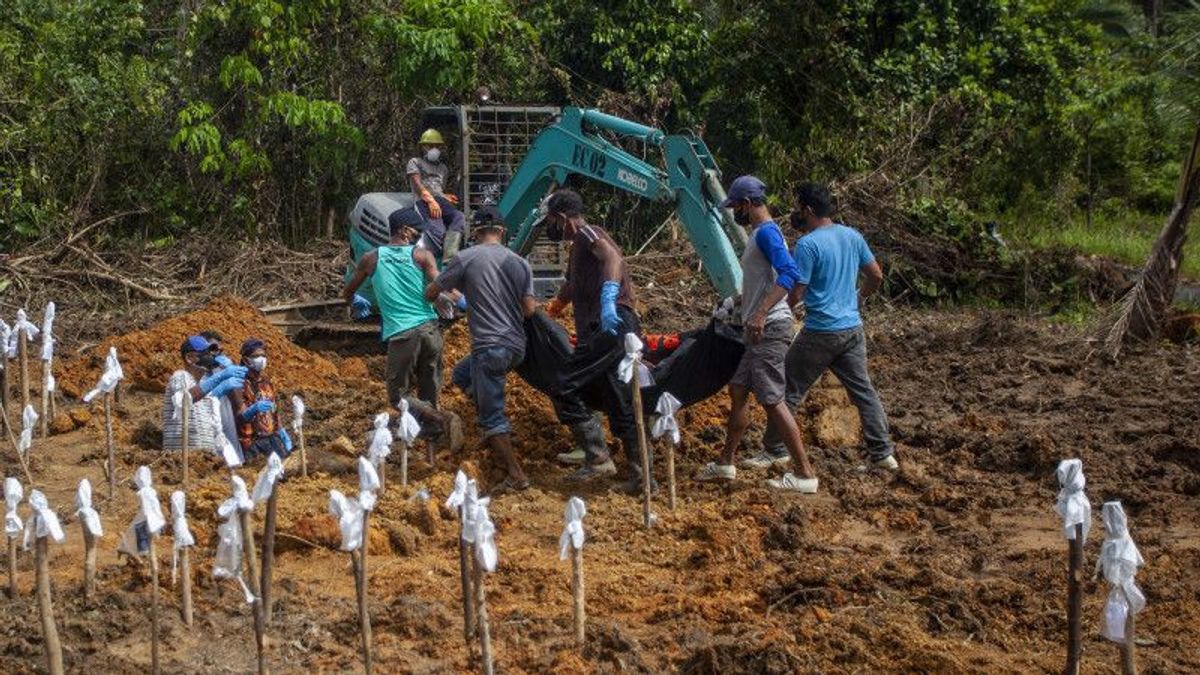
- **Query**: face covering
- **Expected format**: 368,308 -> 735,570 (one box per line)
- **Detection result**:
545,217 -> 565,242
424,148 -> 441,163
196,352 -> 218,370
248,356 -> 267,372
733,205 -> 751,226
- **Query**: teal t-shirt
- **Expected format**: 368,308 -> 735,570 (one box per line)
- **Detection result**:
371,245 -> 436,340
792,224 -> 875,332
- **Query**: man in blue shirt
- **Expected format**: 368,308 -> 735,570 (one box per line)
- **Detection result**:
694,176 -> 818,493
754,183 -> 898,471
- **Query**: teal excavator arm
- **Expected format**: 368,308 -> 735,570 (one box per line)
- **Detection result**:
498,107 -> 747,298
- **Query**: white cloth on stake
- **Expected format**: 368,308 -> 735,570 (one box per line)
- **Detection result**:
445,470 -> 469,512
8,309 -> 39,359
559,496 -> 587,560
291,395 -> 305,432
217,433 -> 243,468
358,457 -> 380,512
651,392 -> 682,445
617,332 -> 650,385
23,489 -> 64,549
366,412 -> 394,470
213,476 -> 255,603
75,479 -> 103,537
467,497 -> 497,572
4,477 -> 23,538
170,490 -> 195,584
40,302 -> 55,362
1096,501 -> 1146,642
328,490 -> 365,552
395,400 -> 421,445
1054,458 -> 1091,542
0,320 -> 10,360
83,347 -> 124,402
251,452 -> 284,503
18,404 -> 38,456
133,466 -> 166,536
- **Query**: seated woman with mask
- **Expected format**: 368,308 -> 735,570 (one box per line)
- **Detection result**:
162,335 -> 247,453
236,337 -> 294,460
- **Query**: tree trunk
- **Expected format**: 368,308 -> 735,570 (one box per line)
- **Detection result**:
1103,123 -> 1200,355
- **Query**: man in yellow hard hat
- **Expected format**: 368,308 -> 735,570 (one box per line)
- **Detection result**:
407,128 -> 465,263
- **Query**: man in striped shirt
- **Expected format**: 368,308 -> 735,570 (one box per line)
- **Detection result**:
161,335 -> 247,453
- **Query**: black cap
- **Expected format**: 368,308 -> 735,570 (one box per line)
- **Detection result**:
240,337 -> 266,356
388,207 -> 427,234
472,205 -> 505,229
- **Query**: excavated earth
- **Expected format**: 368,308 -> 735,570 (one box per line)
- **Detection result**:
1,298 -> 1198,674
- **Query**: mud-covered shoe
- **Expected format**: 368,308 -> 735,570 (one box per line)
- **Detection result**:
556,448 -> 586,465
738,450 -> 791,470
442,410 -> 464,453
872,455 -> 899,471
693,462 -> 736,482
567,460 -> 617,482
765,472 -> 818,493
490,475 -> 531,496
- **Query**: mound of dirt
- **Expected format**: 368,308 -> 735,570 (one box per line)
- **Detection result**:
57,296 -> 340,397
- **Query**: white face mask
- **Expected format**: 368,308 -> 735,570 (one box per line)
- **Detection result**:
424,147 -> 441,163
249,356 -> 267,372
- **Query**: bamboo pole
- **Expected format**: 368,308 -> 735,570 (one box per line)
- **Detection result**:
297,425 -> 307,478
473,555 -> 494,675
35,535 -> 63,675
6,536 -> 16,598
82,524 -> 96,598
180,546 -> 193,627
1121,593 -> 1137,675
104,392 -> 115,500
1066,523 -> 1083,675
1,357 -> 8,435
180,393 -> 190,488
400,441 -> 408,488
39,359 -> 49,438
2,402 -> 34,487
458,506 -> 475,645
571,544 -> 585,647
260,485 -> 279,627
629,380 -> 653,528
17,329 -> 29,414
356,512 -> 373,675
666,441 -> 677,511
238,508 -> 268,675
149,534 -> 161,675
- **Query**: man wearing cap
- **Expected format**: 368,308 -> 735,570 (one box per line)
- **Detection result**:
236,337 -> 293,460
344,207 -> 464,452
693,176 -> 819,493
757,182 -> 898,472
541,188 -> 648,493
162,335 -> 248,453
426,206 -> 537,493
408,128 -> 466,262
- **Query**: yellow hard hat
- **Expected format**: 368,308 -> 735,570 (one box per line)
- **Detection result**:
419,128 -> 444,145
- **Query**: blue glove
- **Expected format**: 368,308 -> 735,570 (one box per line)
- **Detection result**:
351,294 -> 372,320
599,280 -> 622,335
240,400 -> 275,421
214,354 -> 234,368
198,365 -> 248,395
279,427 -> 293,452
456,295 -> 469,311
210,376 -> 244,398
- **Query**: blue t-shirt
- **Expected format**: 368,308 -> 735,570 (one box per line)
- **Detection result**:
792,224 -> 875,332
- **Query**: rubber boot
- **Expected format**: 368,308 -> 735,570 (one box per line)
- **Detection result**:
487,433 -> 529,494
566,418 -> 616,481
403,398 -> 464,453
617,434 -> 658,496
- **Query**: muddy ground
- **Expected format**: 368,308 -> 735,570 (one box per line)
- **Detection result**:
1,298 -> 1197,674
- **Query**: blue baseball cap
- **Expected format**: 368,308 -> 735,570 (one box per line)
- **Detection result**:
389,206 -> 427,233
180,335 -> 215,354
722,175 -> 767,207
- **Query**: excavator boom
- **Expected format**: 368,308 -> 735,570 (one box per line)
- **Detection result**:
499,107 -> 745,298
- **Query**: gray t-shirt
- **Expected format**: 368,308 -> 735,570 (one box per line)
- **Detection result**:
435,243 -> 533,357
741,221 -> 795,327
406,156 -> 449,196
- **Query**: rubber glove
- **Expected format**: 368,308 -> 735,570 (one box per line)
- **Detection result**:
599,280 -> 622,335
199,366 -> 248,395
351,294 -> 372,320
214,354 -> 234,368
279,427 -> 293,452
209,376 -> 244,399
240,400 -> 275,421
456,295 -> 469,312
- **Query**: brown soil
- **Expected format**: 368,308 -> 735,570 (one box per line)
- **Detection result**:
2,302 -> 1198,674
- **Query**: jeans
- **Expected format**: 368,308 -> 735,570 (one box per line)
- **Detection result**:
552,306 -> 641,464
762,326 -> 895,461
452,346 -> 522,437
386,320 -> 443,409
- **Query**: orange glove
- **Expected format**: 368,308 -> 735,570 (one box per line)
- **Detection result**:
545,297 -> 568,318
421,191 -> 442,219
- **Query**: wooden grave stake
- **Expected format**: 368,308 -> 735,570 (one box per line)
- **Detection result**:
17,324 -> 29,414
149,532 -> 161,674
356,512 -> 374,675
561,497 -> 588,648
629,375 -> 653,528
170,490 -> 195,627
254,454 -> 284,628
104,392 -> 116,499
6,535 -> 16,598
76,479 -> 101,599
28,490 -> 64,675
1066,522 -> 1083,675
473,554 -> 494,675
237,502 -> 268,675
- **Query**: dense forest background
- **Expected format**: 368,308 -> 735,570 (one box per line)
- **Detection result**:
2,0 -> 1198,303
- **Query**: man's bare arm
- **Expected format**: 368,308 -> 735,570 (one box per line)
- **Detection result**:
343,250 -> 378,302
521,295 -> 537,318
859,260 -> 883,301
589,237 -> 623,282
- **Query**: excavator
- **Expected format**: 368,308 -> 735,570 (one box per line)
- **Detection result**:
261,104 -> 745,350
